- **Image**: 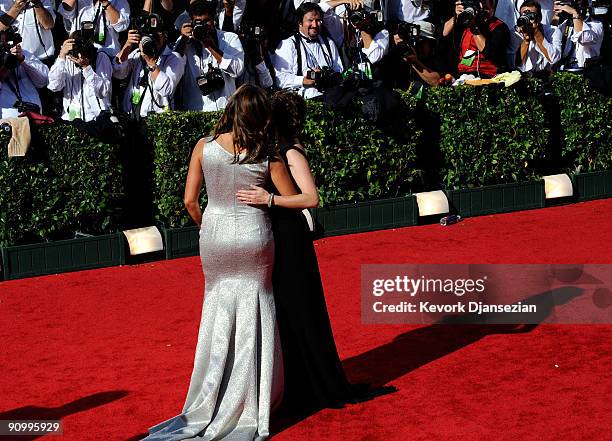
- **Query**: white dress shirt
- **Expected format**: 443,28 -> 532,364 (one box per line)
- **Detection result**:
274,33 -> 344,99
218,0 -> 245,30
516,24 -> 562,72
47,52 -> 112,122
387,0 -> 430,23
58,0 -> 130,57
179,30 -> 244,112
113,46 -> 186,117
496,0 -> 554,67
556,18 -> 604,68
0,50 -> 48,118
361,29 -> 390,64
0,0 -> 55,60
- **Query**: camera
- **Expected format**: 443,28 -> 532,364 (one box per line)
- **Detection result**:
0,27 -> 22,70
458,0 -> 483,27
0,122 -> 11,135
196,64 -> 225,95
348,0 -> 384,32
13,100 -> 40,113
306,66 -> 343,91
555,1 -> 587,22
68,27 -> 97,61
131,13 -> 163,58
237,22 -> 266,44
192,19 -> 215,42
516,11 -> 539,29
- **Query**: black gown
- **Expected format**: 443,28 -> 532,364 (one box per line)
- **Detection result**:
270,145 -> 355,416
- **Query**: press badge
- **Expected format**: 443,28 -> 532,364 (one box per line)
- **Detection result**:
68,102 -> 81,121
461,49 -> 476,67
131,86 -> 144,105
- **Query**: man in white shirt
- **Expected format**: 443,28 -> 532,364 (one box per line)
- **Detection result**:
515,0 -> 561,72
58,0 -> 130,57
218,0 -> 245,31
48,32 -> 112,122
273,2 -> 344,99
174,0 -> 244,111
496,0 -> 555,67
0,30 -> 48,117
113,13 -> 185,119
553,0 -> 604,69
0,0 -> 55,62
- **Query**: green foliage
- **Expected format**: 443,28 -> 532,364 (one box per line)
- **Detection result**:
426,84 -> 548,189
147,111 -> 220,227
551,72 -> 612,171
303,96 -> 422,206
0,125 -> 123,247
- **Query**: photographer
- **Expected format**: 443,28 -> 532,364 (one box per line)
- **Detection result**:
47,31 -> 112,121
318,0 -> 365,47
273,2 -> 343,99
113,13 -> 185,118
378,20 -> 442,88
58,0 -> 130,56
347,1 -> 389,69
443,0 -> 510,78
515,0 -> 562,72
0,27 -> 48,118
496,0 -> 555,67
236,22 -> 274,88
553,0 -> 604,69
174,0 -> 244,111
0,0 -> 55,62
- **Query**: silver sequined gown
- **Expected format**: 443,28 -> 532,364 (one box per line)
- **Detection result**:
143,139 -> 283,441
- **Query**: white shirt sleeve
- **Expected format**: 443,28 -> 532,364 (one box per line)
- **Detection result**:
216,32 -> 245,78
255,60 -> 274,88
112,49 -> 138,80
152,51 -> 185,97
322,3 -> 346,48
84,52 -> 113,99
21,51 -> 49,88
362,29 -> 390,64
571,20 -> 604,46
47,58 -> 68,93
274,37 -> 304,89
536,25 -> 562,65
109,0 -> 131,33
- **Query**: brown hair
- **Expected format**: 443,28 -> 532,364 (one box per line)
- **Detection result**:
213,84 -> 273,164
271,90 -> 306,143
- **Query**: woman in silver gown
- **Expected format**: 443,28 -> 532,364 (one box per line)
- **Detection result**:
143,85 -> 297,441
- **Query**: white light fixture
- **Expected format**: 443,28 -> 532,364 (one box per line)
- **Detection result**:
122,226 -> 164,255
543,174 -> 573,199
414,190 -> 450,216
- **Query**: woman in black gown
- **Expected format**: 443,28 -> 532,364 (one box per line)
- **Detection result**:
236,91 -> 357,416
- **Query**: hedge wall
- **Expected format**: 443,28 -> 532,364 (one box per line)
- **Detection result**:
1,73 -> 610,243
0,125 -> 123,246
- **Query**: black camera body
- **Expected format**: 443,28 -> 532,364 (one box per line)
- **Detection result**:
306,66 -> 343,90
458,0 -> 483,27
196,63 -> 225,96
68,25 -> 97,61
131,14 -> 162,58
0,27 -> 22,70
348,5 -> 384,33
516,11 -> 539,29
192,19 -> 216,42
238,22 -> 266,44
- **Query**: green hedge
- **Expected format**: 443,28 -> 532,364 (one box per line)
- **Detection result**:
1,74 -> 611,243
551,72 -> 612,171
426,83 -> 549,189
0,125 -> 123,246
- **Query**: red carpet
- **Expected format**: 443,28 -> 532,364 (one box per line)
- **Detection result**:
1,199 -> 612,440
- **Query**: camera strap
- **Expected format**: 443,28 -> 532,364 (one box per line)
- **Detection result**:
558,20 -> 576,68
6,71 -> 24,105
294,34 -> 334,74
92,2 -> 107,45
